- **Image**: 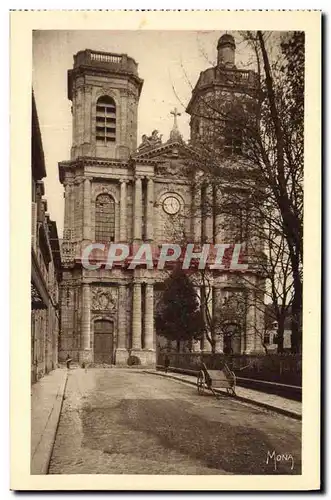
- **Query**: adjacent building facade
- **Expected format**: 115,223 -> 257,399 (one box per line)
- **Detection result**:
58,35 -> 265,366
31,92 -> 62,382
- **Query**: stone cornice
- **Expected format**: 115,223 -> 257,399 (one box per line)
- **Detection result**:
186,67 -> 258,114
77,156 -> 130,168
133,157 -> 164,165
153,177 -> 191,185
58,156 -> 131,183
69,65 -> 144,99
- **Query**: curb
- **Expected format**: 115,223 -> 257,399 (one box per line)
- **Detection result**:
31,371 -> 68,475
144,370 -> 301,421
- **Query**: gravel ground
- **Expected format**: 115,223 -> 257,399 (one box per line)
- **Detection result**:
48,368 -> 301,475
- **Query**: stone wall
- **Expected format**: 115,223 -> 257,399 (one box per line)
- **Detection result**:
157,352 -> 302,385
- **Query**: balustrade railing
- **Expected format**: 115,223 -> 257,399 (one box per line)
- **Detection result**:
90,52 -> 122,64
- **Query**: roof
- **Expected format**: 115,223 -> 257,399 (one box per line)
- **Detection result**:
31,91 -> 46,180
47,219 -> 62,272
217,34 -> 236,48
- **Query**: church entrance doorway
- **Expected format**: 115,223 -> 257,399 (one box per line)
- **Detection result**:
93,319 -> 114,364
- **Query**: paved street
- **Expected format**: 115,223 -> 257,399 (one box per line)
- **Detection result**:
49,369 -> 301,475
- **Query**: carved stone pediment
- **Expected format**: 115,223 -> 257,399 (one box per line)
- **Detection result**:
92,286 -> 118,312
155,158 -> 190,178
135,141 -> 198,179
135,140 -> 194,160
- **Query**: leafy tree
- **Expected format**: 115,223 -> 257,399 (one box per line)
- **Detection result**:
155,267 -> 204,351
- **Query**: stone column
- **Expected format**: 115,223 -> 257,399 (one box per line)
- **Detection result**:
144,284 -> 154,350
75,87 -> 84,149
72,93 -> 76,148
119,180 -> 128,242
203,184 -> 214,243
201,285 -> 213,352
117,285 -> 127,349
192,287 -> 201,352
213,286 -> 224,353
80,283 -> 92,362
64,183 -> 70,231
84,85 -> 92,145
73,182 -> 79,240
68,184 -> 75,239
132,283 -> 142,350
146,178 -> 154,241
192,183 -> 202,243
133,176 -> 143,241
65,184 -> 73,234
116,284 -> 129,365
215,187 -> 223,244
83,178 -> 91,240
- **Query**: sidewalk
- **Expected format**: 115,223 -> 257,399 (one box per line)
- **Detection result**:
144,370 -> 302,420
31,368 -> 68,474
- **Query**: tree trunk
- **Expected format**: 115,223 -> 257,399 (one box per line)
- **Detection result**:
277,321 -> 285,353
291,282 -> 302,353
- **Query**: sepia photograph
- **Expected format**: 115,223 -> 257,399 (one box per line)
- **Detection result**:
10,10 -> 321,491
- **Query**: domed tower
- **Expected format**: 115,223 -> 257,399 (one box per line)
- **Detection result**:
186,34 -> 258,146
67,50 -> 143,160
186,34 -> 265,355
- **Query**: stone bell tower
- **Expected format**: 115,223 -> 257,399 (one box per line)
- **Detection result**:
67,50 -> 143,160
58,50 -> 147,366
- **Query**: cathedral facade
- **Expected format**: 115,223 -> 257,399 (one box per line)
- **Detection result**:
59,35 -> 265,366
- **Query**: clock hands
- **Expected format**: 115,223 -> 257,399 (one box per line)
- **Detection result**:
163,196 -> 180,215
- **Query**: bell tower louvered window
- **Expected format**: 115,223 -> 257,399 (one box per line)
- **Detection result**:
96,96 -> 116,144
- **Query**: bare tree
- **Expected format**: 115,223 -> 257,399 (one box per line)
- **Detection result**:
173,30 -> 303,353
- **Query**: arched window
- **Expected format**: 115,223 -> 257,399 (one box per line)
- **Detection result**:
96,96 -> 116,144
95,194 -> 115,242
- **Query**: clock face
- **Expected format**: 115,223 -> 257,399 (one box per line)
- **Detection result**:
163,196 -> 180,215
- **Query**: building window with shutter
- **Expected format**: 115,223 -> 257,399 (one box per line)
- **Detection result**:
96,96 -> 116,145
95,194 -> 115,242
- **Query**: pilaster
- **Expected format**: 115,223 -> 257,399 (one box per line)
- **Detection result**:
213,286 -> 224,353
116,284 -> 129,364
192,183 -> 202,243
83,178 -> 91,240
215,187 -> 223,244
80,283 -> 92,362
119,180 -> 128,242
133,176 -> 143,242
146,178 -> 154,241
203,184 -> 214,243
144,284 -> 154,350
131,282 -> 142,350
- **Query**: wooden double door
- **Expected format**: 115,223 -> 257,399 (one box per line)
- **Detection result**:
93,319 -> 114,364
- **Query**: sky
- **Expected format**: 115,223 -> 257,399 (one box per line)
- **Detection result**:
32,30 -> 254,236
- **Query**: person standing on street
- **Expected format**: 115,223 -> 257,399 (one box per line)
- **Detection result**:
66,354 -> 72,370
164,355 -> 170,374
